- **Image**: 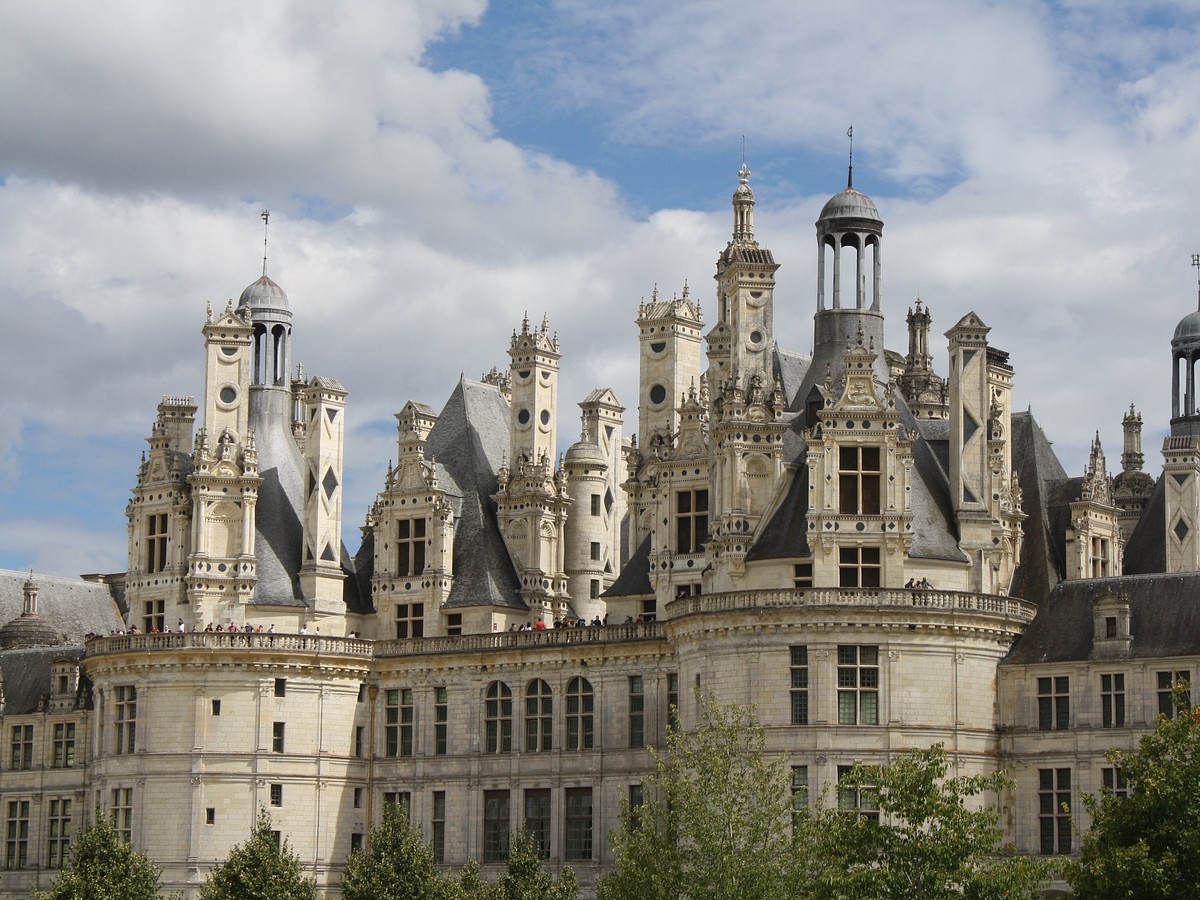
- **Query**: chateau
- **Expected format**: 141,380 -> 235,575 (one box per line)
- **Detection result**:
1,165 -> 1196,897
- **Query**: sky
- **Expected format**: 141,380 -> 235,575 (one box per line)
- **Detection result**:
2,0 -> 1199,578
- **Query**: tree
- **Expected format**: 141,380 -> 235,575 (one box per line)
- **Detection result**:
797,744 -> 1052,900
496,829 -> 578,900
341,801 -> 458,900
198,807 -> 317,900
37,810 -> 167,900
1071,691 -> 1200,899
597,693 -> 795,900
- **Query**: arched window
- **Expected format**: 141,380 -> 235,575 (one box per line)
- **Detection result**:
566,676 -> 594,750
524,680 -> 552,752
485,681 -> 512,753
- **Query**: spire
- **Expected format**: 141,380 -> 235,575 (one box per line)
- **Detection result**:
846,125 -> 854,189
731,162 -> 755,245
1193,253 -> 1200,311
261,209 -> 270,277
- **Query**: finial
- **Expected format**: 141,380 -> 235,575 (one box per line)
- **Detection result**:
738,161 -> 750,184
742,134 -> 746,166
1193,253 -> 1200,310
846,126 -> 854,189
261,209 -> 270,277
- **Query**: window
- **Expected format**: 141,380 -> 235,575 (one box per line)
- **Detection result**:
4,800 -> 28,870
525,680 -> 552,752
837,765 -> 879,822
675,488 -> 709,554
590,542 -> 601,561
353,788 -> 363,809
564,787 -> 593,861
354,725 -> 365,758
350,832 -> 364,854
590,579 -> 600,600
272,721 -> 286,753
115,685 -> 137,754
641,597 -> 657,622
1101,673 -> 1126,728
111,787 -> 133,843
1158,670 -> 1190,718
838,446 -> 881,515
146,512 -> 168,573
143,598 -> 165,634
837,645 -> 879,724
590,494 -> 601,517
397,518 -> 427,576
793,562 -> 813,588
1102,767 -> 1129,799
791,766 -> 809,817
385,689 -> 414,757
566,677 -> 594,750
211,699 -> 222,716
434,687 -> 448,755
274,678 -> 287,697
485,682 -> 513,753
395,603 -> 425,640
383,792 -> 411,816
1091,536 -> 1111,577
790,646 -> 809,725
47,797 -> 71,869
270,783 -> 283,807
483,790 -> 510,863
432,791 -> 446,864
9,725 -> 32,770
667,672 -> 679,730
628,676 -> 645,748
52,722 -> 76,768
1105,616 -> 1117,638
270,830 -> 281,849
206,808 -> 216,825
838,546 -> 881,588
628,784 -> 645,830
1037,676 -> 1070,731
358,683 -> 367,703
525,788 -> 551,859
1038,768 -> 1071,854
447,613 -> 463,636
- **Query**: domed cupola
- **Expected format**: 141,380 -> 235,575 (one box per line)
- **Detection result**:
0,576 -> 65,651
237,273 -> 293,388
1170,261 -> 1200,435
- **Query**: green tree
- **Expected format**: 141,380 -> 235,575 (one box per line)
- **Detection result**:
457,858 -> 497,900
198,807 -> 317,900
341,801 -> 458,900
798,744 -> 1051,900
37,809 -> 166,900
597,693 -> 794,900
496,829 -> 578,900
1071,691 -> 1200,899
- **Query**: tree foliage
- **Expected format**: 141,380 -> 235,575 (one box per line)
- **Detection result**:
37,810 -> 167,900
798,745 -> 1052,900
342,801 -> 458,900
495,829 -> 579,900
1071,691 -> 1200,899
597,693 -> 794,900
198,807 -> 317,900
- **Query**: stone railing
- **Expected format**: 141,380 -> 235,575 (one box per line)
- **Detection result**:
85,632 -> 375,658
665,587 -> 1037,622
374,622 -> 665,657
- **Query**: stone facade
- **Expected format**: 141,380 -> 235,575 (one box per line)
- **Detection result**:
0,167 -> 1190,898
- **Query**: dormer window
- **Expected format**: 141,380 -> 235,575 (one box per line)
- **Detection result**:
839,447 -> 880,515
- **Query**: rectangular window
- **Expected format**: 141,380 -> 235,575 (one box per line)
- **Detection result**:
590,494 -> 601,517
525,681 -> 553,752
791,765 -> 809,817
270,783 -> 283,807
1037,676 -> 1070,730
1039,768 -> 1072,854
564,787 -> 593,861
397,518 -> 427,577
1091,536 -> 1110,577
206,808 -> 216,825
353,788 -> 363,809
52,722 -> 76,768
47,797 -> 72,869
566,678 -> 594,751
590,542 -> 601,561
447,613 -> 463,636
146,512 -> 168,573
839,446 -> 881,515
628,676 -> 645,748
272,722 -> 285,753
115,685 -> 137,754
1102,767 -> 1129,799
483,790 -> 510,863
9,725 -> 32,770
211,699 -> 222,716
629,784 -> 644,830
111,787 -> 133,843
383,792 -> 411,815
394,603 -> 425,640
354,725 -> 365,758
432,791 -> 446,864
525,788 -> 552,860
837,765 -> 879,822
589,579 -> 600,600
350,832 -> 363,854
4,800 -> 29,870
674,489 -> 709,554
838,546 -> 881,588
1158,670 -> 1190,718
641,597 -> 658,622
837,645 -> 879,725
486,682 -> 513,753
385,689 -> 414,757
434,686 -> 448,756
274,678 -> 287,697
790,646 -> 809,725
142,598 -> 165,634
667,672 -> 679,730
1101,673 -> 1126,728
793,562 -> 813,589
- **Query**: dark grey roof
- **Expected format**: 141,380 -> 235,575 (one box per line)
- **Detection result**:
1004,572 -> 1200,665
774,346 -> 813,406
1124,477 -> 1167,575
249,387 -> 306,606
0,571 -> 124,643
747,464 -> 811,562
0,647 -> 88,715
604,535 -> 653,598
424,379 -> 523,609
1009,411 -> 1071,604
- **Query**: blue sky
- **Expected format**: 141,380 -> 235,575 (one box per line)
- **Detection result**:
1,0 -> 1199,577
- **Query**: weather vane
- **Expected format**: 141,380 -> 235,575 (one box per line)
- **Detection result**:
1193,252 -> 1200,309
847,125 -> 854,189
261,209 -> 270,277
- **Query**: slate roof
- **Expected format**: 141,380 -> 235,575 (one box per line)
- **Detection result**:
249,387 -> 306,606
0,571 -> 124,643
1009,411 -> 1072,603
1004,572 -> 1200,665
1124,477 -> 1167,575
604,535 -> 653,598
0,647 -> 89,715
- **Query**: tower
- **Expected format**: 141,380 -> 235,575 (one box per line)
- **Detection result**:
1112,404 -> 1155,541
299,376 -> 348,618
1065,434 -> 1122,579
637,284 -> 703,452
896,300 -> 948,419
1163,264 -> 1200,571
